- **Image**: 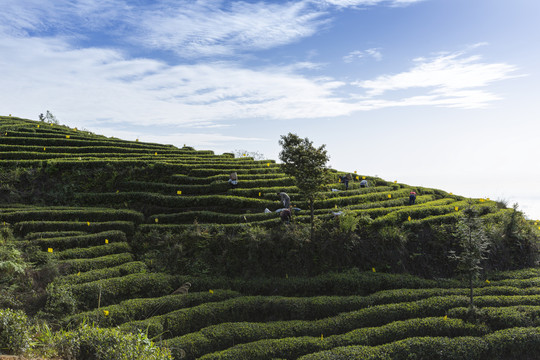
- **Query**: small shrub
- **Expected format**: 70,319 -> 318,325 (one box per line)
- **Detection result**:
0,308 -> 31,355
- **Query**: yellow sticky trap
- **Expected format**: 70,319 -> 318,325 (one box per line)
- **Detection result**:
485,279 -> 490,284
335,205 -> 338,209
258,192 -> 261,197
372,267 -> 376,272
443,315 -> 448,321
66,135 -> 70,139
116,190 -> 119,193
267,163 -> 270,167
74,128 -> 77,131
43,147 -> 46,151
48,248 -> 53,253
155,218 -> 159,223
243,154 -> 246,156
105,239 -> 109,244
535,222 -> 538,225
538,226 -> 540,230
87,222 -> 90,226
77,272 -> 81,276
387,194 -> 392,199
320,334 -> 324,341
177,190 -> 182,195
394,180 -> 397,183
136,139 -> 139,142
362,176 -> 366,179
209,289 -> 214,294
338,178 -> 341,182
408,216 -> 411,221
455,207 -> 459,211
37,124 -> 40,128
286,274 -> 288,279
487,198 -> 490,201
103,310 -> 109,316
154,152 -> 158,156
356,176 -> 359,180
480,199 -> 485,202
449,192 -> 453,195
354,171 -> 357,174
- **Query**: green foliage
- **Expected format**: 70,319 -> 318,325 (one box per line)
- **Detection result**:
0,308 -> 31,355
54,324 -> 172,360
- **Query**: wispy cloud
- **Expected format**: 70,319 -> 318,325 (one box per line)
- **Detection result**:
353,50 -> 521,108
135,1 -> 330,58
319,0 -> 425,8
343,48 -> 382,63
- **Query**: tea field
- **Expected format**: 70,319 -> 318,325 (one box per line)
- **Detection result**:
1,116 -> 540,359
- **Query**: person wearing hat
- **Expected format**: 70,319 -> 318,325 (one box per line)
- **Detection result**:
409,191 -> 417,205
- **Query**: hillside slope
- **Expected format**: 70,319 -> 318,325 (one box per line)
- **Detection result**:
1,115 -> 540,359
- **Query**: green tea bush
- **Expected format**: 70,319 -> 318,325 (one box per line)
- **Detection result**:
193,317 -> 488,360
55,261 -> 148,285
20,230 -> 127,251
14,221 -> 134,237
64,289 -> 242,328
54,324 -> 172,360
58,252 -> 135,274
0,308 -> 31,355
54,242 -> 130,260
70,272 -> 178,310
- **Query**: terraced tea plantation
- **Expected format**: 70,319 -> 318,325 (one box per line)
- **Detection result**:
1,116 -> 540,359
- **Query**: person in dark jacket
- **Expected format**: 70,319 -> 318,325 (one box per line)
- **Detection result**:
409,191 -> 417,205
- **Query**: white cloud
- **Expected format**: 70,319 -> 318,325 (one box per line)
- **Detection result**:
135,1 -> 329,57
352,51 -> 520,108
320,0 -> 425,8
343,48 -> 382,63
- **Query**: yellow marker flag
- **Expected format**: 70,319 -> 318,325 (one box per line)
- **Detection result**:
372,267 -> 376,272
48,248 -> 53,253
155,218 -> 159,223
209,289 -> 214,294
103,310 -> 109,316
66,135 -> 70,139
455,207 -> 459,211
388,194 -> 392,198
105,239 -> 109,244
177,190 -> 182,195
408,216 -> 411,221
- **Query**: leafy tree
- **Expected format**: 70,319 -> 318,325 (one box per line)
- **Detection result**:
279,133 -> 330,239
39,110 -> 59,124
232,149 -> 266,161
448,205 -> 490,309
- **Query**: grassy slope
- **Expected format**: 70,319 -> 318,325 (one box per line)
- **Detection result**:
1,116 -> 540,360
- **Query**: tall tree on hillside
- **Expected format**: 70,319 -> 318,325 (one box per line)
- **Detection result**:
279,133 -> 330,239
449,205 -> 490,309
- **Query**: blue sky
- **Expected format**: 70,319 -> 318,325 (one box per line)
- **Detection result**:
2,0 -> 540,219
